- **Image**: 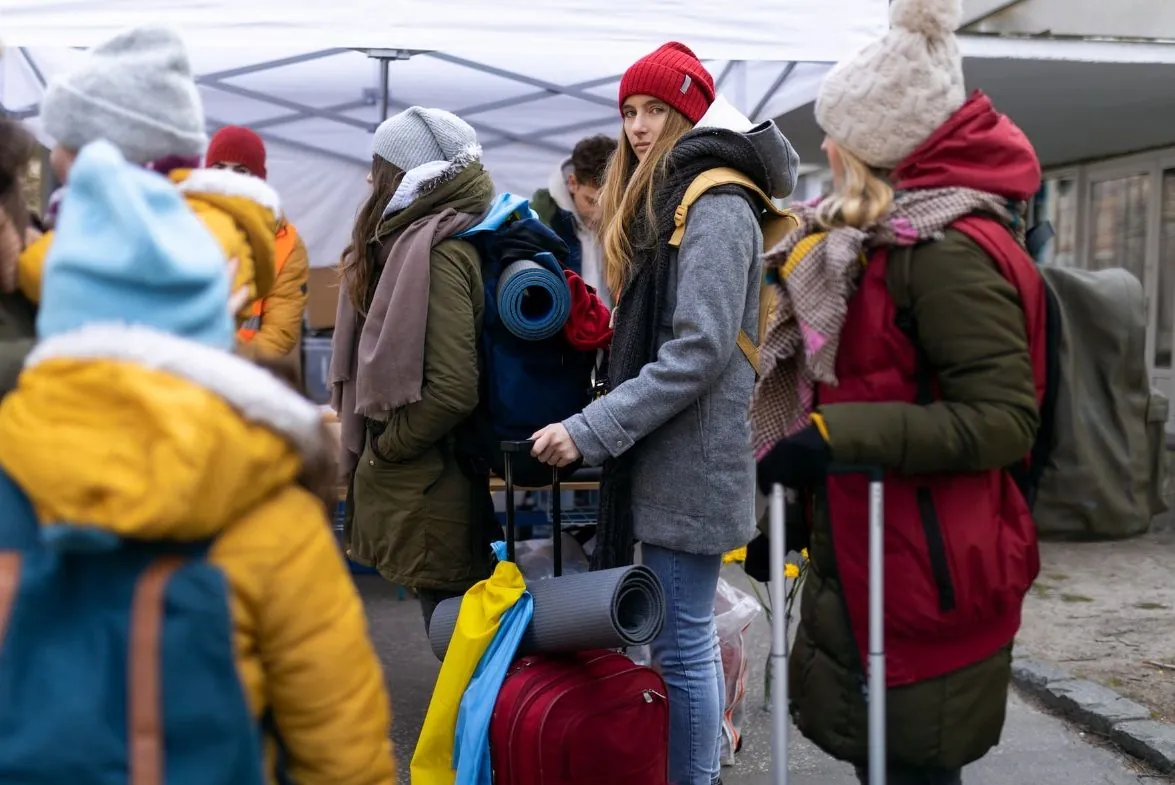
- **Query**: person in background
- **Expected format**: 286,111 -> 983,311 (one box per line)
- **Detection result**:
0,117 -> 38,398
16,26 -> 280,334
330,107 -> 495,633
752,0 -> 1042,783
530,42 -> 799,785
531,134 -> 617,305
205,125 -> 310,359
0,139 -> 395,784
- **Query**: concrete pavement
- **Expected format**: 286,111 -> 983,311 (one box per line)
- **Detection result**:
358,570 -> 1152,785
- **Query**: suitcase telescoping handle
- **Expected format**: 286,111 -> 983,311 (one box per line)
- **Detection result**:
769,465 -> 885,785
499,440 -> 562,576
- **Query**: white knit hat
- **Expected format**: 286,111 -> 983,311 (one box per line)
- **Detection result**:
41,26 -> 207,165
815,0 -> 965,170
372,107 -> 480,173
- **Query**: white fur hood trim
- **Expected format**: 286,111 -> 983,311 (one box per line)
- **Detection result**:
694,94 -> 756,134
176,167 -> 283,219
382,143 -> 483,217
26,323 -> 323,457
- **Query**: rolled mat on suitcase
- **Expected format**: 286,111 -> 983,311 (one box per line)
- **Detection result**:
428,564 -> 666,661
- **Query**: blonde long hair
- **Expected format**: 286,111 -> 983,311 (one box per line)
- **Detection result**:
598,109 -> 695,298
814,145 -> 895,231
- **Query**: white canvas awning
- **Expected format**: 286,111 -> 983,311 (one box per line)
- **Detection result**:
0,0 -> 888,266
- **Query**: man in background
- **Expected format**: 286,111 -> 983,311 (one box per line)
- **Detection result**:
206,125 -> 309,360
531,134 -> 617,306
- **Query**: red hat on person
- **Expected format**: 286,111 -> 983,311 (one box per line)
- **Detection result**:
618,42 -> 715,125
205,125 -> 267,180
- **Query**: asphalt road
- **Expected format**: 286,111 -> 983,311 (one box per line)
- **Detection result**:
358,569 -> 1151,785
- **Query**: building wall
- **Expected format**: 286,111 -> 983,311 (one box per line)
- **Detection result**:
962,0 -> 1175,39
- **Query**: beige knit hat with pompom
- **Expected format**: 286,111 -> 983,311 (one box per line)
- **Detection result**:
815,0 -> 965,169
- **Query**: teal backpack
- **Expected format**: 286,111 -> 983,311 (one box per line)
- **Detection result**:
0,469 -> 272,785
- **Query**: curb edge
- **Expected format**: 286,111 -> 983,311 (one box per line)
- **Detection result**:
1011,656 -> 1175,774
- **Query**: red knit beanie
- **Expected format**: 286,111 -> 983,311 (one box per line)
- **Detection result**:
205,125 -> 267,180
619,42 -> 715,124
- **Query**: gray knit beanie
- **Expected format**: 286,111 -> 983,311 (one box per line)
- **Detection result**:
41,26 -> 207,165
815,0 -> 965,170
371,107 -> 480,172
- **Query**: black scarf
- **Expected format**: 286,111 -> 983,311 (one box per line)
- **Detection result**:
591,128 -> 770,570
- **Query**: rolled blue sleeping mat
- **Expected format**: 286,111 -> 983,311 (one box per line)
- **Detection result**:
497,258 -> 572,342
428,565 -> 666,661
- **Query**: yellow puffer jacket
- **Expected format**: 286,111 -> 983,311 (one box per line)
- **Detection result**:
0,324 -> 395,785
16,167 -> 280,325
236,221 -> 310,359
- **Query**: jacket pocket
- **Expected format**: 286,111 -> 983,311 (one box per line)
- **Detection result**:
916,487 -> 957,614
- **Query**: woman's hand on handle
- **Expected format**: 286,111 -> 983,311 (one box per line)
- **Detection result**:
530,424 -> 582,467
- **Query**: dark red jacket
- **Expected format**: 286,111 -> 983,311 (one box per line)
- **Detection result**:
819,92 -> 1046,687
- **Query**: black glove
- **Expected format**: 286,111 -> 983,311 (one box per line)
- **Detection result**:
755,424 -> 831,496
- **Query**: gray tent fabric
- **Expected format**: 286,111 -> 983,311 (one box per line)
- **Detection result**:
428,565 -> 666,661
1034,265 -> 1169,539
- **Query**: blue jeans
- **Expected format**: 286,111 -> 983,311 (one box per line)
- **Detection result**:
643,545 -> 725,785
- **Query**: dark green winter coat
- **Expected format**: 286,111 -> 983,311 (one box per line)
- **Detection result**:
790,229 -> 1039,769
347,163 -> 495,593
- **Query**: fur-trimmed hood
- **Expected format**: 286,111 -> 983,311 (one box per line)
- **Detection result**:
382,143 -> 483,217
0,323 -> 332,542
9,166 -> 284,312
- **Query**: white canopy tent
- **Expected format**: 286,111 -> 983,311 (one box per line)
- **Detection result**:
0,0 -> 888,266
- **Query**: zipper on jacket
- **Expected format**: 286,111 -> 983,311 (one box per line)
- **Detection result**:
916,487 -> 956,613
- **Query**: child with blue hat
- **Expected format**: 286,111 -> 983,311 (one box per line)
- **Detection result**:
0,141 -> 397,784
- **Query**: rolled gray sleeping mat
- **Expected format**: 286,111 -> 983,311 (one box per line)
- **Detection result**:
428,564 -> 665,661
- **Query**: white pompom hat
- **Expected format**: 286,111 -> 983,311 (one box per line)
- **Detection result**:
815,0 -> 966,169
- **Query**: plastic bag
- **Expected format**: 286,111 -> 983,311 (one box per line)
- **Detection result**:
716,577 -> 762,766
513,533 -> 590,581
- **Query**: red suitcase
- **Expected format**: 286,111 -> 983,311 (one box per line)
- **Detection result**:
492,442 -> 669,785
489,649 -> 669,784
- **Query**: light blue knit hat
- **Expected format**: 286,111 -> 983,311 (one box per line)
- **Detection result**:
37,140 -> 234,349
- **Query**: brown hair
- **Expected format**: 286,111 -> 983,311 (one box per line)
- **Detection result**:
570,135 -> 618,188
815,144 -> 895,231
598,109 -> 694,298
340,156 -> 405,312
0,118 -> 36,292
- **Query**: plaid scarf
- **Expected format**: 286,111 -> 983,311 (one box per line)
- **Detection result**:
749,186 -> 1024,459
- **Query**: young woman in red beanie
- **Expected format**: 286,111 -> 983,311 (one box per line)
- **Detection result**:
206,125 -> 310,360
531,42 -> 799,785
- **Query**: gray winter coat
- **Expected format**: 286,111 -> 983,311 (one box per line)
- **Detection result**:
564,108 -> 798,556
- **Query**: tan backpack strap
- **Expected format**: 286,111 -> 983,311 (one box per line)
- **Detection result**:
0,552 -> 21,648
737,280 -> 778,378
670,167 -> 795,378
129,556 -> 185,785
737,330 -> 761,376
669,167 -> 782,248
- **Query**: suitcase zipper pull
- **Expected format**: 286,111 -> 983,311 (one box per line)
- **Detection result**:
643,689 -> 666,703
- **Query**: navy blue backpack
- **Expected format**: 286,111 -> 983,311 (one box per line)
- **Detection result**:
456,194 -> 598,487
0,469 -> 269,785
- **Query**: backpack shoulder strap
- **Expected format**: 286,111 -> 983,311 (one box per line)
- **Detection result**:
668,167 -> 791,248
0,551 -> 19,654
669,168 -> 797,377
129,555 -> 185,785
